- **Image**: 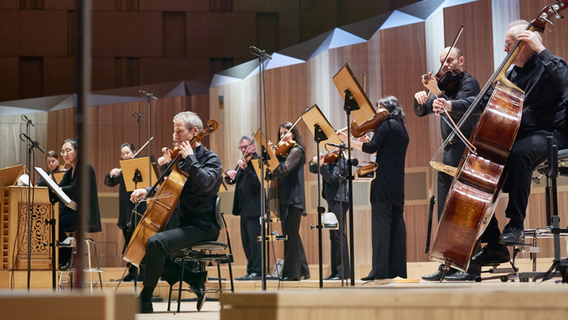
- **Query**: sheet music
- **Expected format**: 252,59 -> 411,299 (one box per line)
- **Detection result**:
35,167 -> 77,210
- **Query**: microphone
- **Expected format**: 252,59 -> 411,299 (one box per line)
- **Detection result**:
249,46 -> 272,60
132,111 -> 144,120
20,133 -> 45,153
326,142 -> 351,150
139,89 -> 158,100
21,115 -> 34,127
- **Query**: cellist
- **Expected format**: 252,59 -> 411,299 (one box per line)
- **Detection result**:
130,111 -> 223,313
433,20 -> 568,267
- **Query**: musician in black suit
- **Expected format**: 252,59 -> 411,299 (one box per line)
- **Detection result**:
104,142 -> 147,281
339,96 -> 409,281
226,135 -> 262,281
309,150 -> 350,280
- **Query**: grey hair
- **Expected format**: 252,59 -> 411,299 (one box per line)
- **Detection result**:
173,111 -> 203,131
509,20 -> 542,42
238,135 -> 255,145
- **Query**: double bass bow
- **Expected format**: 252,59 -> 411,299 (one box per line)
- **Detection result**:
123,119 -> 219,267
429,1 -> 568,274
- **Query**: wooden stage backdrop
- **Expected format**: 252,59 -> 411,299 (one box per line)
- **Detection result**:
1,0 -> 567,280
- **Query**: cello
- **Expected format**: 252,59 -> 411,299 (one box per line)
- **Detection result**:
429,1 -> 568,273
123,119 -> 219,267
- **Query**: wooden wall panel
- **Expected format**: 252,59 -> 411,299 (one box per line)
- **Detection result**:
139,58 -> 210,85
92,12 -> 163,57
43,57 -> 75,97
379,23 -> 429,168
444,0 -> 494,87
0,57 -> 19,102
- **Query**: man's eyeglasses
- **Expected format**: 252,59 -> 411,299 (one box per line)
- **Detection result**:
60,149 -> 74,155
238,146 -> 248,150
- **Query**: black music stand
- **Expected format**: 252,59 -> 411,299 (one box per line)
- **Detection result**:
301,104 -> 345,288
252,130 -> 286,282
333,63 -> 377,285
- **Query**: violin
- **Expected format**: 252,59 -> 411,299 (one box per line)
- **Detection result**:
323,149 -> 340,164
274,140 -> 296,157
423,67 -> 463,97
350,106 -> 389,138
225,153 -> 254,184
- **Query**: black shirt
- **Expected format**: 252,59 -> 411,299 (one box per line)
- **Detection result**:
362,117 -> 409,206
58,163 -> 102,233
104,170 -> 147,230
414,71 -> 481,141
309,156 -> 349,203
271,145 -> 307,213
232,152 -> 261,218
175,144 -> 223,227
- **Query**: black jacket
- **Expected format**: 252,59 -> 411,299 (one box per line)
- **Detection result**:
231,153 -> 262,218
308,156 -> 349,203
104,170 -> 147,230
271,145 -> 307,213
362,117 -> 409,206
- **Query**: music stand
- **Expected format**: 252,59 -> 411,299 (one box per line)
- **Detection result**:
120,156 -> 159,192
253,130 -> 280,172
52,172 -> 66,184
333,63 -> 376,285
301,104 -> 345,288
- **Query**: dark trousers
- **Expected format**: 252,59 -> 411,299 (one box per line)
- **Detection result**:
241,216 -> 262,274
143,222 -> 219,291
328,200 -> 350,278
280,205 -> 310,279
368,202 -> 407,279
483,130 -> 567,245
438,142 -> 467,220
58,209 -> 77,265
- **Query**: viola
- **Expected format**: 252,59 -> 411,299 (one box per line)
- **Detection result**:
123,119 -> 219,267
350,106 -> 389,138
323,149 -> 340,164
225,153 -> 254,184
423,67 -> 463,97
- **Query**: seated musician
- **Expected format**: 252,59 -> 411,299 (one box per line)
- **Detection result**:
56,138 -> 102,270
37,150 -> 66,186
130,111 -> 223,313
433,20 -> 568,266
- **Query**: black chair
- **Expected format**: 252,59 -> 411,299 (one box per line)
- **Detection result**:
167,196 -> 234,312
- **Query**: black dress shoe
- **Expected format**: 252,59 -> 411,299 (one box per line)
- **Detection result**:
59,261 -> 71,271
324,275 -> 338,280
470,245 -> 510,267
139,297 -> 153,313
361,276 -> 376,281
421,265 -> 458,281
122,273 -> 136,282
302,274 -> 311,280
280,276 -> 300,281
248,272 -> 261,280
499,224 -> 525,245
444,270 -> 479,281
189,272 -> 207,311
235,273 -> 250,280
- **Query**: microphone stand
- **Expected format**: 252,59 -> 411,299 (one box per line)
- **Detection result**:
250,46 -> 271,290
343,89 -> 359,285
20,131 -> 45,290
139,90 -> 157,187
133,111 -> 144,153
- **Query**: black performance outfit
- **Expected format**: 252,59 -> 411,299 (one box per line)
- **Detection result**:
230,152 -> 262,277
270,144 -> 310,280
104,166 -> 147,277
361,117 -> 409,280
56,163 -> 102,265
470,50 -> 568,246
309,155 -> 350,279
414,71 -> 480,220
140,144 -> 223,301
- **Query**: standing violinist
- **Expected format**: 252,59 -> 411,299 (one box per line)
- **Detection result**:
267,122 -> 311,281
130,111 -> 223,313
414,46 -> 481,281
338,96 -> 408,281
104,142 -> 146,282
434,20 -> 568,267
308,148 -> 350,280
225,135 -> 262,281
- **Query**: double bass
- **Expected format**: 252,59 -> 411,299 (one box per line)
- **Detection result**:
429,1 -> 568,273
123,119 -> 218,267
